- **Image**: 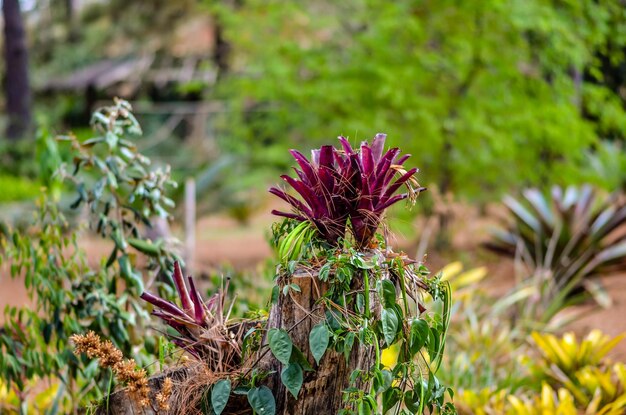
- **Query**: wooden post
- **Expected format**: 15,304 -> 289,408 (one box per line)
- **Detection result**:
185,178 -> 196,275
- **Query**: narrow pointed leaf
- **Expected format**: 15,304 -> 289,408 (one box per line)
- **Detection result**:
172,261 -> 193,312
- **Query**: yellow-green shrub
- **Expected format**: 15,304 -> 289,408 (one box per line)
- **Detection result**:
457,331 -> 626,414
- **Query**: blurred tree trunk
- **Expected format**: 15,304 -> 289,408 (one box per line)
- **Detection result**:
3,0 -> 31,140
435,10 -> 483,249
65,0 -> 78,41
212,16 -> 230,79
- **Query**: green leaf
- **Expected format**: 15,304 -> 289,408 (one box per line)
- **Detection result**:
381,370 -> 393,393
409,319 -> 430,356
319,262 -> 331,281
281,363 -> 303,398
118,255 -> 143,292
309,322 -> 330,365
355,293 -> 365,314
377,279 -> 396,308
428,327 -> 442,367
382,387 -> 402,414
111,228 -> 128,251
351,255 -> 375,269
381,308 -> 399,346
343,332 -> 356,363
404,390 -> 421,413
211,379 -> 231,415
268,328 -> 293,365
288,260 -> 297,274
271,285 -> 279,304
247,386 -> 276,415
358,400 -> 372,415
290,345 -> 314,371
128,238 -> 161,257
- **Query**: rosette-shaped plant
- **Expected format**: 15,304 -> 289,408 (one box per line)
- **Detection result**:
140,262 -> 243,370
270,144 -> 353,244
270,133 -> 424,249
486,185 -> 626,299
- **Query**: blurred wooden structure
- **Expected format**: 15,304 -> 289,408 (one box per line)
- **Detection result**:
41,54 -> 217,100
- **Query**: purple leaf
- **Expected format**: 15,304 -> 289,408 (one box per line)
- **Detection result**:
271,209 -> 307,221
338,136 -> 355,155
269,187 -> 313,216
381,168 -> 418,201
140,291 -> 187,318
290,150 -> 318,184
371,133 -> 386,163
374,149 -> 400,182
394,154 -> 411,166
317,145 -> 336,191
360,144 -> 374,177
187,275 -> 206,326
172,261 -> 193,312
376,193 -> 409,212
311,149 -> 320,166
282,175 -> 328,216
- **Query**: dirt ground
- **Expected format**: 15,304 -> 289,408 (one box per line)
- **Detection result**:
2,201 -> 626,360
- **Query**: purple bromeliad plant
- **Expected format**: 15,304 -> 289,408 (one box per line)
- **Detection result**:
140,262 -> 242,368
270,133 -> 425,249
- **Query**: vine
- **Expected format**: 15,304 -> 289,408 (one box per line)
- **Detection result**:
267,227 -> 456,414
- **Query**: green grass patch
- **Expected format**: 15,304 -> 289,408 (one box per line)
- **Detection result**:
0,174 -> 42,202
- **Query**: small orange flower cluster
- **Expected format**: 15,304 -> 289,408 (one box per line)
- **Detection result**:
71,331 -> 151,407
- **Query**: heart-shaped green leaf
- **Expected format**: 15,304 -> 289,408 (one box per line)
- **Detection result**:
268,328 -> 293,365
281,363 -> 303,398
309,322 -> 330,365
211,379 -> 231,415
247,386 -> 276,415
381,308 -> 399,346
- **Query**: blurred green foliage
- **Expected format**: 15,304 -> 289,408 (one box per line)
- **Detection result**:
212,0 -> 626,200
0,101 -> 181,412
0,175 -> 41,202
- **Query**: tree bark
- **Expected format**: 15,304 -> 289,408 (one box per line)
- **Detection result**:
259,268 -> 380,414
3,0 -> 31,140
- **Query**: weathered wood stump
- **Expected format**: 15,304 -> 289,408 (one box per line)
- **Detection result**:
258,268 -> 380,414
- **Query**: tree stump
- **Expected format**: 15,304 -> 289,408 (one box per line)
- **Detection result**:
259,268 -> 381,414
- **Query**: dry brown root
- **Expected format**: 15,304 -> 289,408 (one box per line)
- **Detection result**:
167,361 -> 249,415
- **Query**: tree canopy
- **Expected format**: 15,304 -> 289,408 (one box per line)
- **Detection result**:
213,0 -> 626,199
